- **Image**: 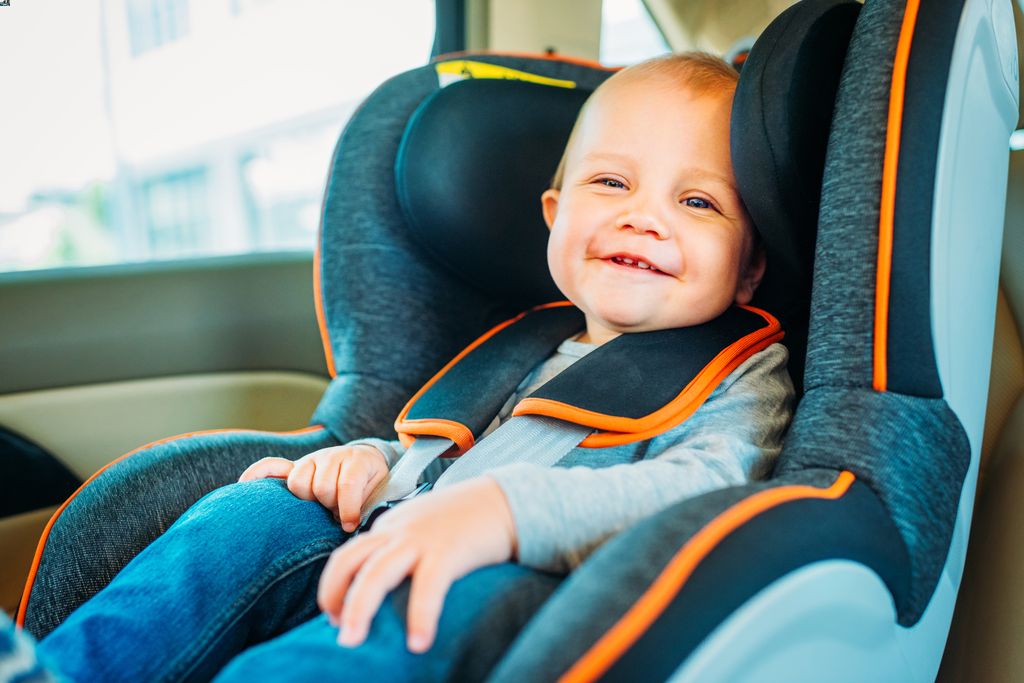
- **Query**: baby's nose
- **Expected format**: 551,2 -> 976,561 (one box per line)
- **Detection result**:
616,212 -> 668,239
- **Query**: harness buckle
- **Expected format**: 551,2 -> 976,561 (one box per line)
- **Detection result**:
353,481 -> 433,536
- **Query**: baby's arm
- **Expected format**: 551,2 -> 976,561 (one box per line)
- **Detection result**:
482,343 -> 794,574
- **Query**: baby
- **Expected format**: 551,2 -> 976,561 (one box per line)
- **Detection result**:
240,52 -> 790,653
37,52 -> 793,682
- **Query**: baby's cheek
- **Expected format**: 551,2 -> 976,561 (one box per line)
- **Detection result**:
545,237 -> 577,298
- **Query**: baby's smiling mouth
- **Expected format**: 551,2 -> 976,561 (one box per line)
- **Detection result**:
604,254 -> 666,275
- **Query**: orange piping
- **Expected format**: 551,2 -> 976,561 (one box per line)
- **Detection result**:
15,425 -> 326,629
559,471 -> 857,682
313,233 -> 338,378
313,76 -> 379,379
875,0 -> 920,392
394,301 -> 577,454
395,418 -> 474,454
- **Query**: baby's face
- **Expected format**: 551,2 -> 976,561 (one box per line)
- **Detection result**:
542,76 -> 762,345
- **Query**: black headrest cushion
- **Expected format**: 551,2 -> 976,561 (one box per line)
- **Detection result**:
733,0 -> 861,392
396,78 -> 593,307
733,0 -> 861,320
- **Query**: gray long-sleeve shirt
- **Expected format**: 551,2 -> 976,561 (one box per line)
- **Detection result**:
351,338 -> 794,574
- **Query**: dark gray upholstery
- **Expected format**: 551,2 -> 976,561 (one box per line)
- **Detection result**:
785,0 -> 971,626
803,0 -> 902,391
776,388 -> 969,624
23,428 -> 340,638
313,57 -> 614,443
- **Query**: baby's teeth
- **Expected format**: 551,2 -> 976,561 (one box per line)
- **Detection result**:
621,258 -> 634,265
637,262 -> 650,269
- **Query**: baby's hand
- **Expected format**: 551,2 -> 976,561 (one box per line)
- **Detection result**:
317,476 -> 518,654
238,444 -> 389,532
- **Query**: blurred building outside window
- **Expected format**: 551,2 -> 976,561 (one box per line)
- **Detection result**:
0,0 -> 435,272
126,0 -> 189,56
138,167 -> 209,256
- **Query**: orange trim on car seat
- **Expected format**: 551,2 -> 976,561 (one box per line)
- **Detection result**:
431,49 -> 621,72
15,425 -> 326,630
313,234 -> 338,378
874,0 -> 920,392
559,470 -> 857,683
395,418 -> 474,454
513,305 -> 783,447
394,301 -> 577,455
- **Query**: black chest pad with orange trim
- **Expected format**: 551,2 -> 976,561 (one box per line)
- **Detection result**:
397,304 -> 783,453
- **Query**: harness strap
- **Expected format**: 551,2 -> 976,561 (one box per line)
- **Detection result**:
359,435 -> 452,525
359,416 -> 593,529
435,415 -> 593,487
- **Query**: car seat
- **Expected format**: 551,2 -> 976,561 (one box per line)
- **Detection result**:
16,0 -> 1017,681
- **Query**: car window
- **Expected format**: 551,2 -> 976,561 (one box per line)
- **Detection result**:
600,0 -> 670,66
0,0 -> 435,272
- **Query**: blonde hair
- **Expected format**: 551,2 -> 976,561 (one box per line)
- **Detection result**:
550,52 -> 740,190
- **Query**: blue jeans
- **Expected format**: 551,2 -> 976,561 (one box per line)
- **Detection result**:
38,479 -> 565,682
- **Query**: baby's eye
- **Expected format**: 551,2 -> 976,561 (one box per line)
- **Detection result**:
683,197 -> 713,210
597,178 -> 626,189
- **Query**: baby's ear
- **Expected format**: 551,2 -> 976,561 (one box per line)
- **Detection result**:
541,189 -> 560,231
735,245 -> 767,305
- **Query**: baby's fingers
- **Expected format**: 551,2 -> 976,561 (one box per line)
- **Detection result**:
238,457 -> 294,482
405,557 -> 451,653
312,453 -> 343,512
337,542 -> 419,648
336,457 -> 376,533
287,457 -> 317,501
317,534 -> 390,617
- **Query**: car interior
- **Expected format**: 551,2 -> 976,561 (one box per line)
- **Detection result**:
0,0 -> 1021,680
